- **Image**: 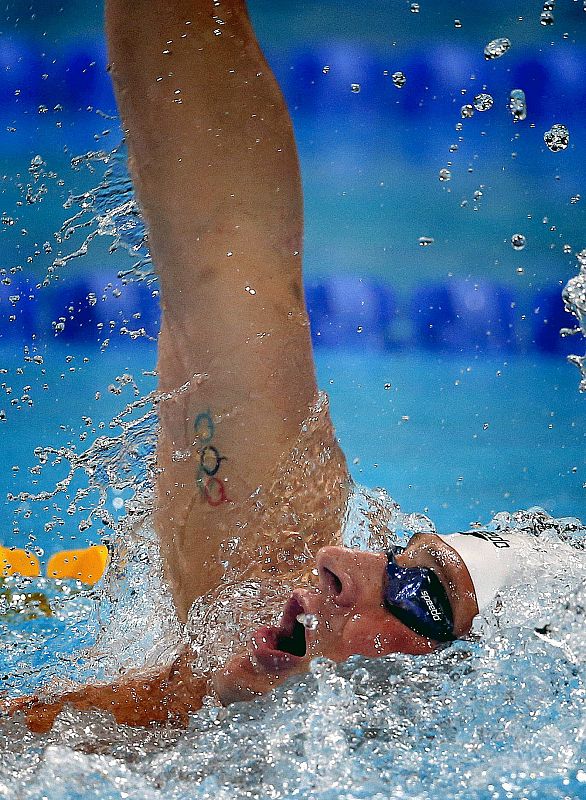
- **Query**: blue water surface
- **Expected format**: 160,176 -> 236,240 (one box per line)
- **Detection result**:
1,341 -> 584,560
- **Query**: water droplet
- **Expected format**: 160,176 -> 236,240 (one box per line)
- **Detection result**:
297,612 -> 319,630
544,123 -> 569,152
392,71 -> 407,88
484,37 -> 511,60
461,104 -> 475,119
439,168 -> 452,182
350,83 -> 361,93
473,93 -> 494,112
351,667 -> 370,688
418,236 -> 434,247
410,2 -> 420,12
540,1 -> 555,25
511,233 -> 526,251
310,656 -> 336,679
509,89 -> 527,122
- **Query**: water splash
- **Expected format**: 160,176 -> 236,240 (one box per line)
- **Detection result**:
342,481 -> 435,553
8,389 -> 159,535
47,142 -> 153,286
562,249 -> 586,391
1,508 -> 583,800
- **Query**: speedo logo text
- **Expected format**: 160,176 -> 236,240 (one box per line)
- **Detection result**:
421,590 -> 442,621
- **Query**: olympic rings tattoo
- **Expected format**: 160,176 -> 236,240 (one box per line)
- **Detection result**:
194,410 -> 229,506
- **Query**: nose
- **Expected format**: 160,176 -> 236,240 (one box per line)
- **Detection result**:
316,546 -> 383,608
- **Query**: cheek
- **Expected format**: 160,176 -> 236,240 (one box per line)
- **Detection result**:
338,612 -> 436,658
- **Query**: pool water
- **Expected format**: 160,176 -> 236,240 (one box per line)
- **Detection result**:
0,507 -> 584,800
1,337 -> 585,800
1,342 -> 584,561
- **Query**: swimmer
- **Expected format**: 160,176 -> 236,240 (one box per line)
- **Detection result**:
0,0 -> 537,731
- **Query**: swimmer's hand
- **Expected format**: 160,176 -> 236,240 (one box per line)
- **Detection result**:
1,648 -> 206,733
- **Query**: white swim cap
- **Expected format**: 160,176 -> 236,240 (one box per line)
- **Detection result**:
437,530 -> 526,612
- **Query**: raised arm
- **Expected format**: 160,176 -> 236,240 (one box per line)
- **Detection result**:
106,0 -> 348,620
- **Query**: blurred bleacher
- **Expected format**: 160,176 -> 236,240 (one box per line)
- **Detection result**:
0,8 -> 584,354
1,34 -> 585,127
1,270 -> 583,355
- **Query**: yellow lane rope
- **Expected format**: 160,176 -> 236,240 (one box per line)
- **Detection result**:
0,545 -> 108,585
46,545 -> 109,585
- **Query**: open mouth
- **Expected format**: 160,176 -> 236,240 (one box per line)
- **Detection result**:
250,595 -> 310,672
276,617 -> 307,657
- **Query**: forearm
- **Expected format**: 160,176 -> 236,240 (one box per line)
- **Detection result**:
106,0 -> 306,315
4,649 -> 206,733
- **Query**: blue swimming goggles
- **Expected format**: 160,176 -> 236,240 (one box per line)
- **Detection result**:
383,549 -> 455,642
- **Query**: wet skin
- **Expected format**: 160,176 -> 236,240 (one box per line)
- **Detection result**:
214,534 -> 479,704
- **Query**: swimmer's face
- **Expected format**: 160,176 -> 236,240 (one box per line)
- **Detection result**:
213,534 -> 479,705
